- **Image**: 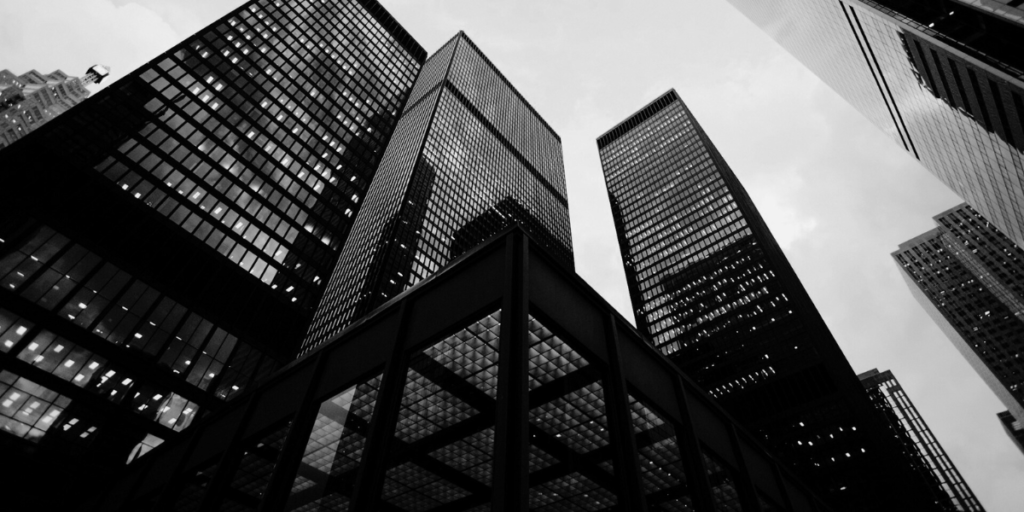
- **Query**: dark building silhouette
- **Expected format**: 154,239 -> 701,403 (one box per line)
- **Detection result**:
725,0 -> 1024,249
599,90 -> 943,511
894,203 -> 1024,454
302,32 -> 573,354
89,229 -> 835,512
859,369 -> 984,511
0,0 -> 424,507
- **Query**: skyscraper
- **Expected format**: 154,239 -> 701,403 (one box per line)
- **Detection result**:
0,65 -> 109,149
89,228 -> 834,512
302,31 -> 573,353
599,89 -> 942,511
893,203 -> 1024,449
724,0 -> 1024,249
0,0 -> 424,507
858,369 -> 984,512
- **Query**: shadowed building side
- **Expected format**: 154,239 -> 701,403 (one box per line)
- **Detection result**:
599,89 -> 946,511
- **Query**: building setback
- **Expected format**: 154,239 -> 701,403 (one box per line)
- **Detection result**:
599,90 -> 943,511
858,369 -> 985,512
302,31 -> 573,354
724,0 -> 1024,250
893,203 -> 1024,453
0,0 -> 424,508
90,228 -> 834,512
998,410 -> 1024,456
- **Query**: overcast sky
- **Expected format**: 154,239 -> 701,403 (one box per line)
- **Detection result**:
2,0 -> 1022,509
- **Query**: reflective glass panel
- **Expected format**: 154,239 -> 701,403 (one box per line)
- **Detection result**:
526,314 -> 617,511
628,393 -> 695,511
285,372 -> 383,511
381,310 -> 501,512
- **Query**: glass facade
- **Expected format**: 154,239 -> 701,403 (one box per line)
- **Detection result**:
894,203 -> 1024,432
303,32 -> 572,353
0,0 -> 424,508
725,0 -> 1024,250
90,229 -> 831,512
859,369 -> 984,512
599,90 -> 942,511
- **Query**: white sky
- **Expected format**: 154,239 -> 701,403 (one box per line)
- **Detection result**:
2,0 -> 1021,509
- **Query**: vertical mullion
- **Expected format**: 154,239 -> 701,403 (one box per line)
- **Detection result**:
492,231 -> 529,512
255,350 -> 329,512
349,300 -> 413,511
151,421 -> 213,512
727,425 -> 763,512
673,376 -> 716,512
197,392 -> 262,511
603,314 -> 647,511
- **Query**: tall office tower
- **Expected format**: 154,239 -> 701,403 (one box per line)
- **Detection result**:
0,65 -> 109,149
997,410 -> 1024,456
894,203 -> 1024,450
599,90 -> 942,511
858,369 -> 984,512
0,0 -> 423,507
302,31 -> 573,353
724,0 -> 1024,249
91,229 -> 834,512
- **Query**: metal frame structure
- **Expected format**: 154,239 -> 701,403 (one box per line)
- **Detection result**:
93,228 -> 832,512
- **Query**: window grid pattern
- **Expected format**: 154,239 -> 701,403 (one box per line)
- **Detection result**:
862,370 -> 984,512
728,0 -> 1024,259
601,91 -> 924,508
222,420 -> 293,510
0,370 -> 70,442
702,451 -> 743,512
526,314 -> 618,511
382,310 -> 501,511
303,34 -> 571,353
600,96 -> 794,398
86,0 -> 421,310
0,224 -> 272,402
285,373 -> 382,511
627,394 -> 695,511
895,204 -> 1024,420
90,241 -> 844,511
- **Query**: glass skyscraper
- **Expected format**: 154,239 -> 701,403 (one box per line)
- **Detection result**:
88,229 -> 834,512
894,203 -> 1024,452
725,0 -> 1024,249
0,0 -> 424,508
599,90 -> 943,511
859,369 -> 984,512
302,31 -> 573,353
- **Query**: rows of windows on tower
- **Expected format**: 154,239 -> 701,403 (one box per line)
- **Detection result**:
894,203 -> 1024,458
725,0 -> 1024,254
598,89 -> 975,512
0,0 -> 1006,510
0,0 -> 426,506
301,31 -> 573,354
86,230 -> 832,512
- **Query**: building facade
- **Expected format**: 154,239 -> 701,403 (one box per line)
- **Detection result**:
302,32 -> 573,354
91,229 -> 833,512
893,203 -> 1024,450
0,66 -> 109,150
599,90 -> 943,511
0,0 -> 424,507
858,369 -> 984,512
997,410 -> 1024,456
725,0 -> 1024,249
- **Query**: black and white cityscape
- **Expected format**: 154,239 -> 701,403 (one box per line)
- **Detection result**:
1,0 -> 1022,510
